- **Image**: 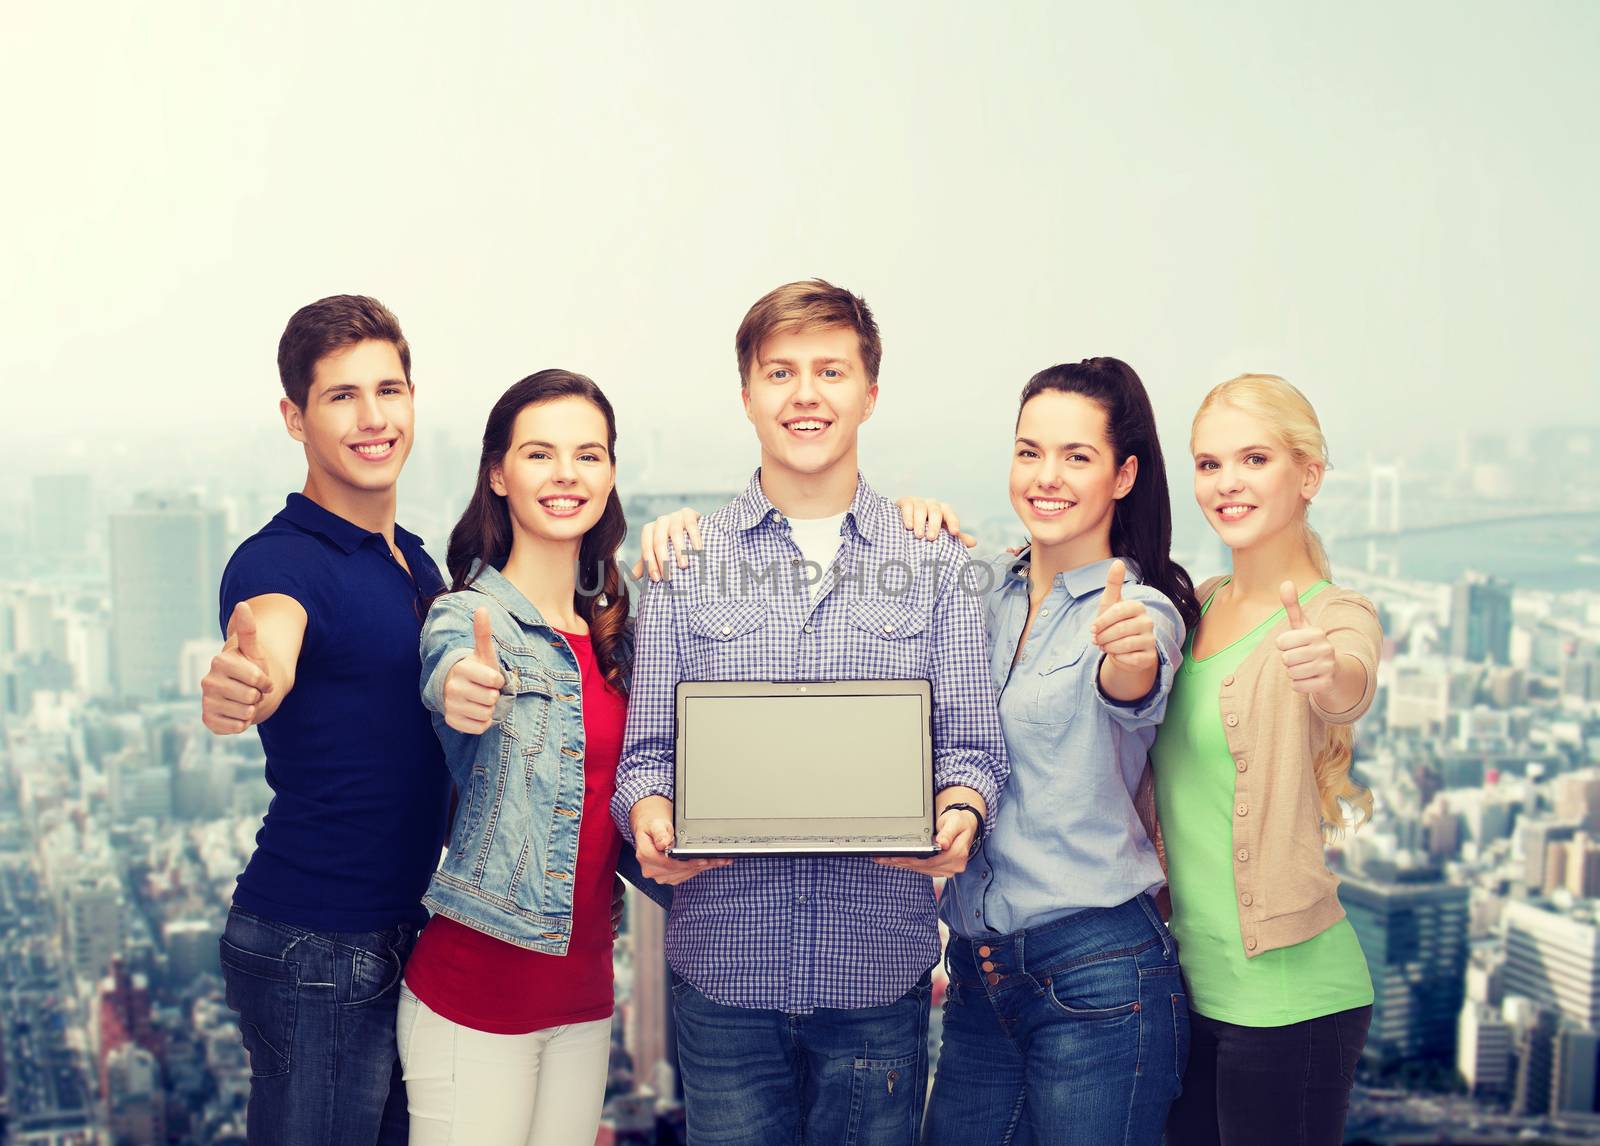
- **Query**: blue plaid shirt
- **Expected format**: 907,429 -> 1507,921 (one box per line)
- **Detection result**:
612,471 -> 1008,1013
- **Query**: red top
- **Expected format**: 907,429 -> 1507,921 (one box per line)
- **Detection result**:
404,628 -> 626,1034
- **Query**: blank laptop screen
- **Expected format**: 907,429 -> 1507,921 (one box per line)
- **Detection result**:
681,693 -> 925,820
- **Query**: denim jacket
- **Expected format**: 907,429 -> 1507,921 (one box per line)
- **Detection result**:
419,562 -> 667,955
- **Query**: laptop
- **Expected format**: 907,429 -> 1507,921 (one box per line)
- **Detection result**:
667,679 -> 939,858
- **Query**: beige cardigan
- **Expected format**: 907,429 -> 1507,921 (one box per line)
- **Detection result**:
1138,576 -> 1382,958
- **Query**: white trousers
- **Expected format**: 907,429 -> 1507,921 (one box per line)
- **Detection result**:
396,983 -> 612,1146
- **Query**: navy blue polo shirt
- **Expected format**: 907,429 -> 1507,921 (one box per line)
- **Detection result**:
219,493 -> 450,932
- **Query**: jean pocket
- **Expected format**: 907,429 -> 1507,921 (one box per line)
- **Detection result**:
847,1051 -> 921,1144
343,941 -> 403,1007
220,938 -> 298,1077
1041,954 -> 1141,1022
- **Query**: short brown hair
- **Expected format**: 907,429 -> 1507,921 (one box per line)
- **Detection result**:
277,295 -> 411,408
735,279 -> 882,388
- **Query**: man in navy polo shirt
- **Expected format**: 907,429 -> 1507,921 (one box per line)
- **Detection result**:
199,295 -> 450,1144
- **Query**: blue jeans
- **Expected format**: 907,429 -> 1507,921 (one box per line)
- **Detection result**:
923,895 -> 1188,1146
220,906 -> 416,1145
671,969 -> 934,1145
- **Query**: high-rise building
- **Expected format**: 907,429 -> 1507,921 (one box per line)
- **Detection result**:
1342,866 -> 1470,1069
1557,772 -> 1600,831
1521,821 -> 1580,891
1388,662 -> 1451,735
625,887 -> 675,1097
1547,833 -> 1600,899
1553,1025 -> 1600,1115
1503,901 -> 1600,1030
1450,571 -> 1513,666
1458,1002 -> 1512,1099
1509,1000 -> 1558,1117
104,1043 -> 165,1146
65,870 -> 122,985
109,491 -> 226,699
31,472 -> 93,560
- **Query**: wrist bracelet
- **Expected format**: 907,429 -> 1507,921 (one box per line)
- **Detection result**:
939,802 -> 986,852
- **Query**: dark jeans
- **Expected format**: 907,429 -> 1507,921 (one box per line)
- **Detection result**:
670,969 -> 933,1146
923,894 -> 1187,1146
220,906 -> 417,1146
1165,1004 -> 1371,1146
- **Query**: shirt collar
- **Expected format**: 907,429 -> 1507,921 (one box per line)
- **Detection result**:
1003,547 -> 1142,599
727,469 -> 887,547
279,493 -> 424,556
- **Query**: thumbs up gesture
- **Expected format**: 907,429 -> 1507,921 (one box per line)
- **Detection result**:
201,601 -> 275,735
1089,560 -> 1158,674
443,608 -> 508,734
1274,581 -> 1337,696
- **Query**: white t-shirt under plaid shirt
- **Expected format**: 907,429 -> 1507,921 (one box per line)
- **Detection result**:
612,471 -> 1008,1014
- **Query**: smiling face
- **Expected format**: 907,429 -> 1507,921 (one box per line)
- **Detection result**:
1191,402 -> 1323,553
1009,390 -> 1136,562
489,396 -> 616,548
741,324 -> 877,485
283,338 -> 414,498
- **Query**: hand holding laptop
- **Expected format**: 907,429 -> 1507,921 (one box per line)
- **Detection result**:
874,786 -> 986,878
631,795 -> 733,884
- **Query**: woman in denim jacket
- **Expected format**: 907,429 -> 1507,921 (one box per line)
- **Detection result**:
397,370 -> 674,1146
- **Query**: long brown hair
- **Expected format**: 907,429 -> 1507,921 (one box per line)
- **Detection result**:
444,370 -> 631,694
1018,358 -> 1200,634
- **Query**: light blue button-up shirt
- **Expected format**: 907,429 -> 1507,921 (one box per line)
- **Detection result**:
941,552 -> 1185,938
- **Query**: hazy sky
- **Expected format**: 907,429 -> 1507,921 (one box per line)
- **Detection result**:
3,1 -> 1596,498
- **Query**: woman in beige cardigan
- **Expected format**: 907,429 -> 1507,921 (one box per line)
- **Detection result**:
1156,374 -> 1381,1146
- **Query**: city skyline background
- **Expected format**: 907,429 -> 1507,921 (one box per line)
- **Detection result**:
3,3 -> 1599,1143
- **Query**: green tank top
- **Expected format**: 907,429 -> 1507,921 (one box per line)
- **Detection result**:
1151,580 -> 1373,1026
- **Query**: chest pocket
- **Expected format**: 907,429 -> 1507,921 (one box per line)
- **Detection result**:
686,599 -> 768,674
846,598 -> 929,678
1019,638 -> 1092,726
502,654 -> 554,755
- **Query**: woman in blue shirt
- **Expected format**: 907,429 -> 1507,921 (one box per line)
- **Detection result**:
897,358 -> 1202,1144
639,358 -> 1200,1143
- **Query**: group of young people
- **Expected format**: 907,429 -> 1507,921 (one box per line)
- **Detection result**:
199,280 -> 1383,1146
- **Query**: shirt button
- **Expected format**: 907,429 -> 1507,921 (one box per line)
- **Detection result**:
803,624 -> 814,634
796,894 -> 808,904
883,623 -> 896,633
721,625 -> 732,636
1237,849 -> 1249,862
1225,714 -> 1239,727
1222,674 -> 1235,686
1246,937 -> 1258,951
1240,892 -> 1253,906
1039,608 -> 1049,617
1236,803 -> 1248,817
1236,759 -> 1247,773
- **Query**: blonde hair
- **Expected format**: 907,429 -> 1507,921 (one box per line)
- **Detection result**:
1193,373 -> 1373,835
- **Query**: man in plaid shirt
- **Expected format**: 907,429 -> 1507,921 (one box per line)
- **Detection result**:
612,279 -> 1008,1144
